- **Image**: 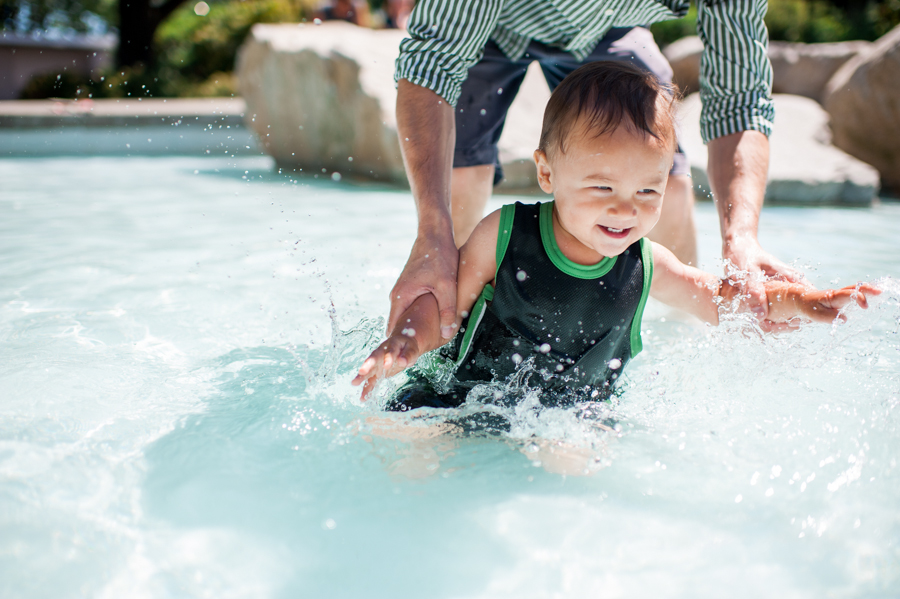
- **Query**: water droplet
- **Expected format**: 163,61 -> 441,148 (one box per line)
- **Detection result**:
480,109 -> 486,115
323,518 -> 336,529
512,353 -> 522,365
194,1 -> 209,16
735,495 -> 743,503
516,270 -> 527,281
331,172 -> 341,181
313,17 -> 322,25
539,343 -> 551,354
608,358 -> 622,370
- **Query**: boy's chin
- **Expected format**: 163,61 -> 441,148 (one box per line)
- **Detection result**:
590,234 -> 634,258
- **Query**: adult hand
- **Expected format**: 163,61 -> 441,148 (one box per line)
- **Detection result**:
723,234 -> 807,321
391,80 -> 458,339
708,131 -> 810,322
387,230 -> 459,340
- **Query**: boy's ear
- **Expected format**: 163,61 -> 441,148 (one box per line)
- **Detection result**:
533,150 -> 553,195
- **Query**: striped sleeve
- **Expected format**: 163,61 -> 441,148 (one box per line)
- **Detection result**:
394,0 -> 505,106
696,0 -> 775,143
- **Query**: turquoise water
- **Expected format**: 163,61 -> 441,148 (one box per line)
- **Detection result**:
1,156 -> 899,598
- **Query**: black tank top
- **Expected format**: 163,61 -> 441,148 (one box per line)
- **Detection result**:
442,201 -> 652,398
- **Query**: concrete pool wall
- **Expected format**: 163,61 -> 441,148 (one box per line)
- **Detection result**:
0,97 -> 262,158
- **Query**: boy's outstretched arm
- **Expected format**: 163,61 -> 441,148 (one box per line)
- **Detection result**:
649,242 -> 880,326
352,293 -> 443,399
762,280 -> 880,324
352,209 -> 502,399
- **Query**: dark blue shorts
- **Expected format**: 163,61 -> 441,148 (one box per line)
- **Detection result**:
454,27 -> 690,185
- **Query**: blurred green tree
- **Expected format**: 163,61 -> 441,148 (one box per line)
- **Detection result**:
650,0 -> 900,47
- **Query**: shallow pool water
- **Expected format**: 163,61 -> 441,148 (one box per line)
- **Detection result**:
1,156 -> 899,598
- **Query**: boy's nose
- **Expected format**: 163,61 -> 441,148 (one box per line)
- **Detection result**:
607,198 -> 638,217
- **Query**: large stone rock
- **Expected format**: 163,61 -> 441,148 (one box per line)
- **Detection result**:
663,36 -> 703,96
824,24 -> 900,194
678,93 -> 879,205
235,21 -> 550,186
236,22 -> 407,181
769,40 -> 870,102
662,37 -> 869,103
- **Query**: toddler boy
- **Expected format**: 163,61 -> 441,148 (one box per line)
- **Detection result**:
353,61 -> 878,405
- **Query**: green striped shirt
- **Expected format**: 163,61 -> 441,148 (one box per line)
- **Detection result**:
394,0 -> 774,143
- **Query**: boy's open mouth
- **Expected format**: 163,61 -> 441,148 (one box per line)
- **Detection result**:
599,225 -> 631,239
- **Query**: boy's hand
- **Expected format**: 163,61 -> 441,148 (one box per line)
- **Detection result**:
764,282 -> 881,325
352,332 -> 422,400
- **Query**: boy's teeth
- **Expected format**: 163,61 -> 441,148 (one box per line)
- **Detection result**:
607,227 -> 623,233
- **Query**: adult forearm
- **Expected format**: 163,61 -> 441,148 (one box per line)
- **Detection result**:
707,131 -> 769,248
396,79 -> 457,239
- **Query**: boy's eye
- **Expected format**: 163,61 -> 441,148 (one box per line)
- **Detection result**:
594,186 -> 612,191
638,189 -> 659,195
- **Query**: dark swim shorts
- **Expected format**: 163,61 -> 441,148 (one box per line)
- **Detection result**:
454,27 -> 690,185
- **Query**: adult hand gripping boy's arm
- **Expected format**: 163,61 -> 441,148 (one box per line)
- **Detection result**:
648,242 -> 880,327
353,210 -> 502,400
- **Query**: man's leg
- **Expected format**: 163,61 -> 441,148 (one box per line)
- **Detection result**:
452,41 -> 532,246
451,164 -> 495,247
649,174 -> 698,265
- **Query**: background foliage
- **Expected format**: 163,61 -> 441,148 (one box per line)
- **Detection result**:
651,0 -> 900,47
5,0 -> 900,99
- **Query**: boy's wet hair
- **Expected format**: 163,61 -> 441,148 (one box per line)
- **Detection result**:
538,61 -> 677,156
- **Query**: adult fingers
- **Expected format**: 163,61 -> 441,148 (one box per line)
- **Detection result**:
436,284 -> 459,340
759,253 -> 808,286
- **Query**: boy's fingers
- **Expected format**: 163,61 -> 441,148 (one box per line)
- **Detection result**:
809,305 -> 841,323
744,279 -> 769,320
358,356 -> 376,376
361,376 -> 378,401
759,319 -> 800,334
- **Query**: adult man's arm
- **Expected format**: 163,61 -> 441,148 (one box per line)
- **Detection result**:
389,80 -> 458,339
389,0 -> 503,338
697,0 -> 803,318
707,130 -> 802,318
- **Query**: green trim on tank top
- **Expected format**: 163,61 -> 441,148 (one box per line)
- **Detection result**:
629,237 -> 654,358
454,283 -> 493,367
538,201 -> 617,279
495,204 -> 516,279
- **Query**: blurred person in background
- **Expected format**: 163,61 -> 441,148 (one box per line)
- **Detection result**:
384,0 -> 414,29
313,0 -> 371,26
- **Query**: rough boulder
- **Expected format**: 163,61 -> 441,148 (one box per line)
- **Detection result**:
235,21 -> 549,187
663,37 -> 869,103
678,93 -> 879,205
824,24 -> 900,194
769,40 -> 870,102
